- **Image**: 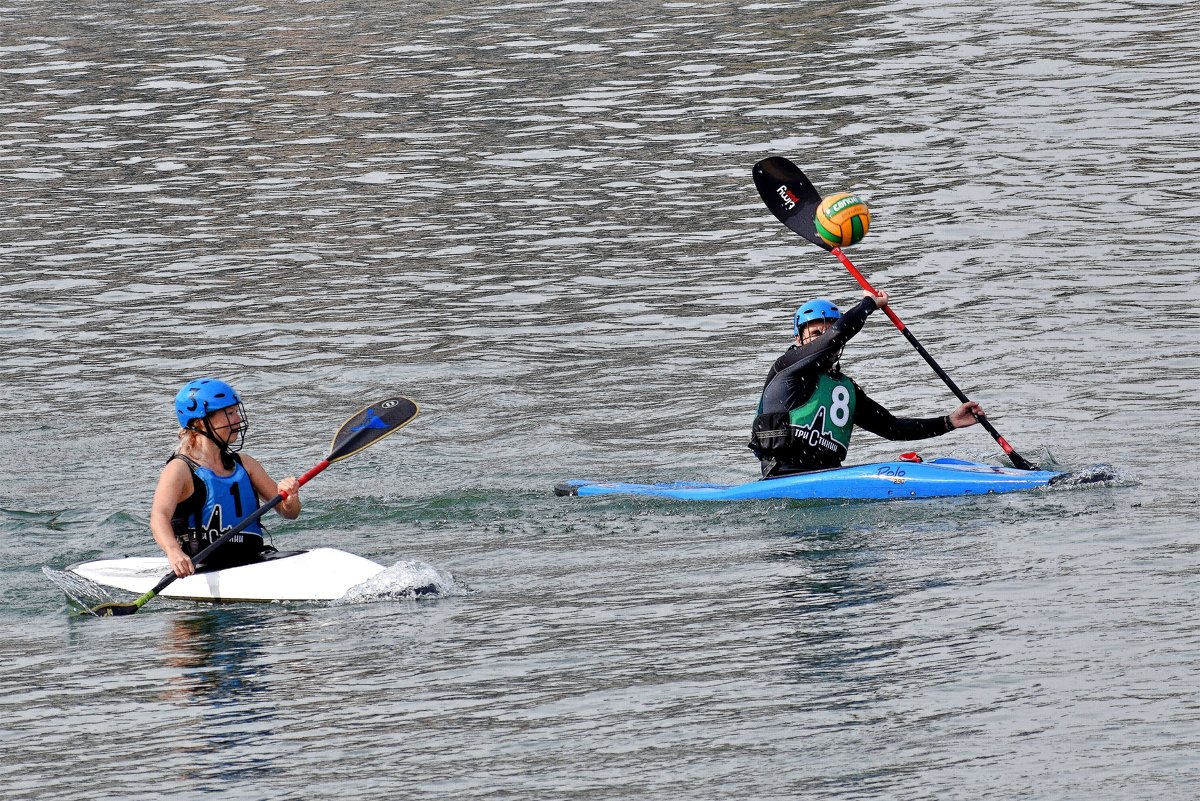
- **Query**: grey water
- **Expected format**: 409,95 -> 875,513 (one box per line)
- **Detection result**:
3,0 -> 1200,798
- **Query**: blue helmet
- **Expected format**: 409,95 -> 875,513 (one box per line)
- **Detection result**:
174,378 -> 242,428
793,299 -> 841,336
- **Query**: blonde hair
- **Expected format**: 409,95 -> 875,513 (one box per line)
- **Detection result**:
176,426 -> 206,459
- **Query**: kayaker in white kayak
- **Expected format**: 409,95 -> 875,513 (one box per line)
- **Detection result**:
150,378 -> 301,577
749,292 -> 984,478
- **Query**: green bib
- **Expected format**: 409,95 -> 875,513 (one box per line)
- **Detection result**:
788,373 -> 855,459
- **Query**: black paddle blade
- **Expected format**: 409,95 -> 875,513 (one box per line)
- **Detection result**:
85,602 -> 140,617
752,156 -> 831,251
328,396 -> 419,462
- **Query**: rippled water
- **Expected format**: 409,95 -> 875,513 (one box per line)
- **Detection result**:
3,1 -> 1199,799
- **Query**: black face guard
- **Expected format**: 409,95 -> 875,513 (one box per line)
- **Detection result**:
197,402 -> 250,463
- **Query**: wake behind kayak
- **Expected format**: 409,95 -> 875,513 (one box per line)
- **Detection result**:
555,458 -> 1116,502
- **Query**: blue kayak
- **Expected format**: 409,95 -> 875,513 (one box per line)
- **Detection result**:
554,458 -> 1101,501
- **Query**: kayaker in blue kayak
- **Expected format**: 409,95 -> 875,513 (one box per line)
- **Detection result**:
149,378 -> 301,577
750,292 -> 985,478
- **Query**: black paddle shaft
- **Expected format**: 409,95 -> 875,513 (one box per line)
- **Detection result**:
145,495 -> 286,597
154,395 -> 421,595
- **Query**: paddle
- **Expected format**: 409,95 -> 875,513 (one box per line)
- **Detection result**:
751,156 -> 1035,471
85,395 -> 419,617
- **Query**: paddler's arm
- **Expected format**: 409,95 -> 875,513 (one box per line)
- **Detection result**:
760,296 -> 878,413
150,459 -> 196,578
242,455 -> 301,519
823,293 -> 878,351
854,389 -> 985,440
771,295 -> 877,375
948,401 -> 985,428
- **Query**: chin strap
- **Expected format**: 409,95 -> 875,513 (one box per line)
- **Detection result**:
193,421 -> 238,469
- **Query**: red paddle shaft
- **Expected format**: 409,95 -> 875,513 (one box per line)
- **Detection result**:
281,459 -> 331,500
830,246 -> 1034,471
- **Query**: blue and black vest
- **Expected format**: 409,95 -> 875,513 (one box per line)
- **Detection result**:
170,453 -> 263,549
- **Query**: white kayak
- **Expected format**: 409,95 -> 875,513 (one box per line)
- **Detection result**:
69,547 -> 386,603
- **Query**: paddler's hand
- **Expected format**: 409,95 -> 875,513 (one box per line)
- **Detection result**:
948,401 -> 985,429
168,549 -> 195,578
277,476 -> 301,518
866,289 -> 889,309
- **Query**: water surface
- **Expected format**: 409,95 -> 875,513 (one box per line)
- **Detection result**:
3,1 -> 1199,799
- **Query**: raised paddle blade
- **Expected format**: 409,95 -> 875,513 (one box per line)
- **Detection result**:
328,396 -> 419,463
752,157 -> 831,251
752,156 -> 1038,472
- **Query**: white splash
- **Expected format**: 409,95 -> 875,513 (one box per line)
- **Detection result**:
42,566 -> 117,614
338,560 -> 458,604
1049,463 -> 1127,487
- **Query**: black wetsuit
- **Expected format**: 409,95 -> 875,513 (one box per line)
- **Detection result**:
749,297 -> 954,478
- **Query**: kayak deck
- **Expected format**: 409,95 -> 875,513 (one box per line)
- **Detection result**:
69,547 -> 386,602
555,458 -> 1076,501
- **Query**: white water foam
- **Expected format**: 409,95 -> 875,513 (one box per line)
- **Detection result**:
1051,463 -> 1128,488
337,560 -> 459,604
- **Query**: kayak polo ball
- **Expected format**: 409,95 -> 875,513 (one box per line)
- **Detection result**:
814,192 -> 870,247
